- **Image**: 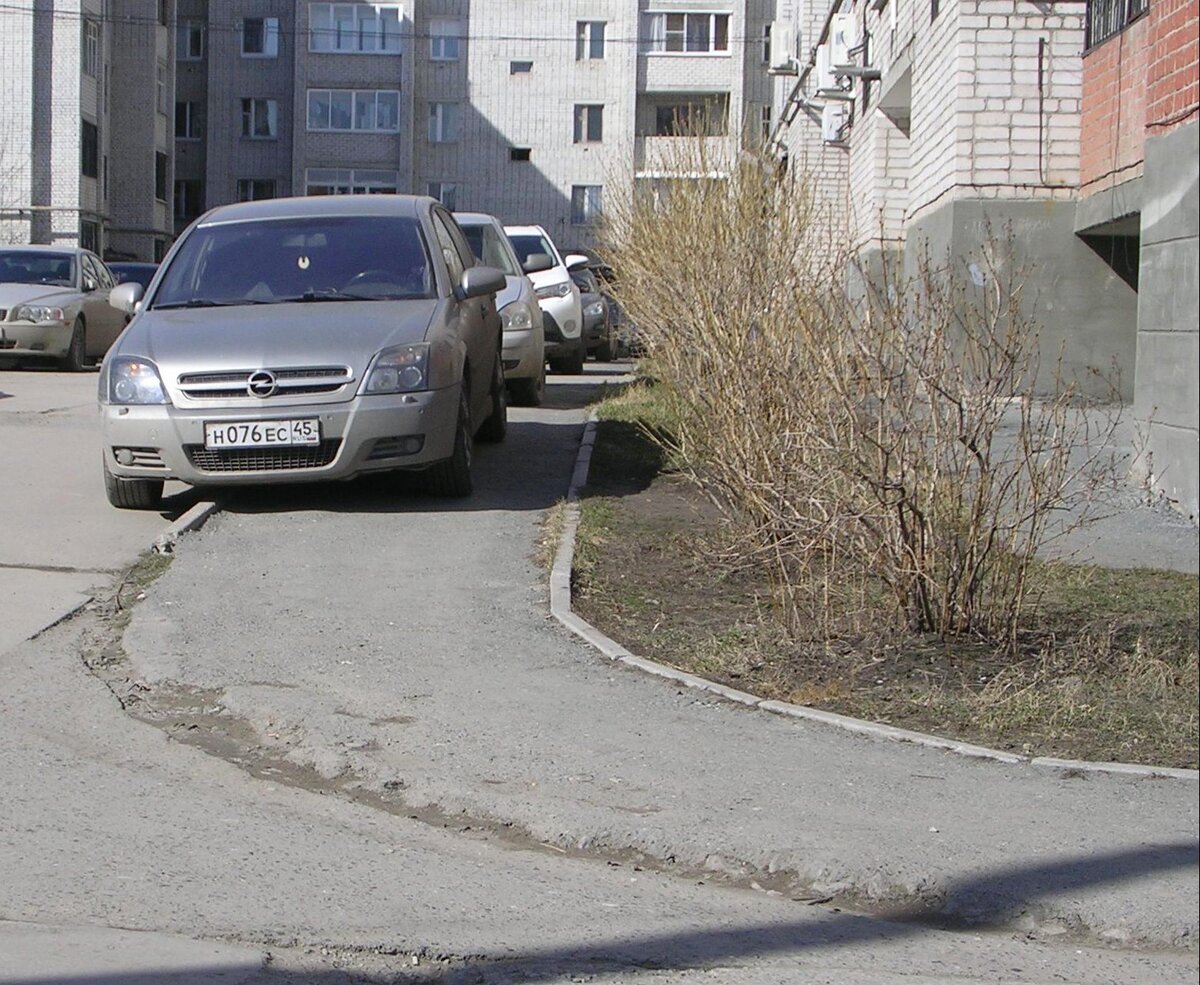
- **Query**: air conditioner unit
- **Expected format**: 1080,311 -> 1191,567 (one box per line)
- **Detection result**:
814,43 -> 842,96
830,12 -> 859,71
768,21 -> 799,76
821,103 -> 850,144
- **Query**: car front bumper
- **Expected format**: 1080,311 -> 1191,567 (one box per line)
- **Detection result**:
501,327 -> 544,381
0,319 -> 73,359
536,292 -> 580,341
101,386 -> 460,486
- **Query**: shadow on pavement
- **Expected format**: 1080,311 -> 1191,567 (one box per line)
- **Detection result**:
11,842 -> 1196,984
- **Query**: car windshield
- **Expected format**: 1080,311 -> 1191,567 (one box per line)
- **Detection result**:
0,251 -> 75,287
111,264 -> 157,289
507,233 -> 555,269
460,224 -> 518,277
153,215 -> 435,309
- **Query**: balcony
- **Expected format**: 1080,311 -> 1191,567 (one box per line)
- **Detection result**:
634,135 -> 737,177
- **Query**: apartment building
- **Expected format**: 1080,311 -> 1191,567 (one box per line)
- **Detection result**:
0,0 -> 174,258
770,0 -> 1197,515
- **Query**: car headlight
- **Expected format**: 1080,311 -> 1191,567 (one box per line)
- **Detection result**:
534,281 -> 571,301
103,357 -> 168,405
584,300 -> 605,318
362,341 -> 458,395
500,301 -> 533,332
15,304 -> 67,324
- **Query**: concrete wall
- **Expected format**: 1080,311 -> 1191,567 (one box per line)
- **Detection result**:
1134,119 -> 1199,517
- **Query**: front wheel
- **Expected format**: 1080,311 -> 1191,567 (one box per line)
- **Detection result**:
549,341 -> 584,375
103,459 -> 163,510
61,317 -> 88,372
425,384 -> 473,498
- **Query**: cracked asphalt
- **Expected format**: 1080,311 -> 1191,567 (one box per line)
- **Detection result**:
1,367 -> 1197,983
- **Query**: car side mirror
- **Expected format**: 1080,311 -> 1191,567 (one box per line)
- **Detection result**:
109,281 -> 144,314
563,253 -> 591,272
459,265 -> 506,300
521,252 -> 553,275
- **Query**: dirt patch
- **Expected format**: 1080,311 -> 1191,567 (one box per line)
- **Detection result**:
574,420 -> 1200,769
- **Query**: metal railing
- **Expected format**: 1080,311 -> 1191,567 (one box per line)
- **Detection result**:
1086,0 -> 1149,50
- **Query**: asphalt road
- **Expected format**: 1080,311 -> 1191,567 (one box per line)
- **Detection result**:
1,363 -> 1196,983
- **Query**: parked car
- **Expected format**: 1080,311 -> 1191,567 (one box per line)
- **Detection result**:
0,244 -> 126,370
100,194 -> 508,509
563,256 -> 613,362
107,261 -> 159,291
454,211 -> 546,406
503,224 -> 584,375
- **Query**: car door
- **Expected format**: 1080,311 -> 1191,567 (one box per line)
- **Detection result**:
431,209 -> 495,425
80,253 -> 124,356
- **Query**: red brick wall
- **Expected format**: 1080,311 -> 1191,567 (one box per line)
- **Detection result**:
1147,0 -> 1200,130
1080,13 -> 1153,193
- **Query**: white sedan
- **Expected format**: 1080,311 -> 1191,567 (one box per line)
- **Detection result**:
0,245 -> 126,370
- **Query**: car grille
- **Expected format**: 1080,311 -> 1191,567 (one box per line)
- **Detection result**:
176,367 -> 353,400
184,440 -> 341,473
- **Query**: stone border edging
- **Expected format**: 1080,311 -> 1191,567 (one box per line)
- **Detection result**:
154,499 -> 220,554
550,412 -> 1199,783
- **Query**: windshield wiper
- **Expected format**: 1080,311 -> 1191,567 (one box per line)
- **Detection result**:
273,289 -> 368,303
153,298 -> 268,310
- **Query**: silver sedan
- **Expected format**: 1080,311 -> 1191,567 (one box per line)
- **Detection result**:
100,195 -> 508,508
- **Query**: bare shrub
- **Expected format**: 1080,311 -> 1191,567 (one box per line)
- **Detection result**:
598,142 -> 1116,651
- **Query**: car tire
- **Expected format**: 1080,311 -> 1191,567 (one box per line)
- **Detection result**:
549,341 -> 584,375
477,353 -> 507,443
509,360 -> 545,407
103,458 -> 163,510
425,383 -> 473,498
61,317 -> 88,373
595,329 -> 614,363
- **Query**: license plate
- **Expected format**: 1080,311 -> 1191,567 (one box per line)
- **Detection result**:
204,419 -> 320,449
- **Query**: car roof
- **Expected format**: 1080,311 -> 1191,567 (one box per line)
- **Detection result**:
503,225 -> 548,237
453,212 -> 501,227
108,261 -> 157,267
0,244 -> 82,255
197,194 -> 431,226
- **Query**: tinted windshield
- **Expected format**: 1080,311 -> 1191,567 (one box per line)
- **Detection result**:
507,233 -> 555,268
111,264 -> 158,289
153,215 -> 435,308
460,223 -> 518,277
0,250 -> 75,287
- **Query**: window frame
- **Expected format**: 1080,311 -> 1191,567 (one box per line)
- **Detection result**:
81,120 -> 99,179
176,19 -> 204,61
306,89 -> 401,133
430,19 -> 463,61
309,3 -> 402,54
427,182 -> 458,211
174,178 -> 203,220
241,17 -> 280,58
576,20 -> 606,60
175,100 -> 202,140
305,167 -> 400,195
156,60 -> 168,116
428,101 -> 461,143
236,178 -> 277,202
154,151 -> 169,203
240,98 -> 279,139
573,104 -> 604,144
570,185 -> 603,225
83,19 -> 100,78
643,12 -> 731,55
1085,0 -> 1149,50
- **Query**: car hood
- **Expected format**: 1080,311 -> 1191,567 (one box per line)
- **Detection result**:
117,299 -> 438,394
0,283 -> 78,308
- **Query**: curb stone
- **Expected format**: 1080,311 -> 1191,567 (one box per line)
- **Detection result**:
154,499 -> 221,554
551,411 -> 1199,783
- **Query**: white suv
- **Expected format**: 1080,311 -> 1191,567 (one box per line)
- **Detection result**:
504,224 -> 584,374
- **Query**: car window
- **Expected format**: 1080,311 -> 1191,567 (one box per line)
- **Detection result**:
430,212 -> 466,284
507,233 -> 556,269
92,257 -> 115,290
460,223 -> 518,277
152,215 -> 435,308
81,254 -> 104,290
0,250 -> 75,287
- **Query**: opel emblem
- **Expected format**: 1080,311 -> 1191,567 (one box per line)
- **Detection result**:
247,369 -> 277,398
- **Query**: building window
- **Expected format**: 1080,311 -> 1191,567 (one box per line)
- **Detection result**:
759,103 -> 772,144
430,19 -> 462,61
175,101 -> 202,139
510,60 -> 533,74
428,182 -> 458,210
428,102 -> 460,143
154,238 -> 168,262
510,147 -> 531,162
241,98 -> 278,138
81,120 -> 99,178
79,219 -> 100,254
576,21 -> 606,60
653,98 -> 729,136
176,19 -> 204,60
307,89 -> 400,132
242,17 -> 280,57
305,168 -> 399,195
157,61 -> 168,115
643,13 -> 730,53
236,178 -> 277,201
310,3 -> 402,52
158,0 -> 168,27
174,179 -> 202,219
574,104 -> 603,143
762,23 -> 772,63
1085,0 -> 1149,49
155,152 -> 168,202
83,20 -> 99,78
571,185 -> 602,225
